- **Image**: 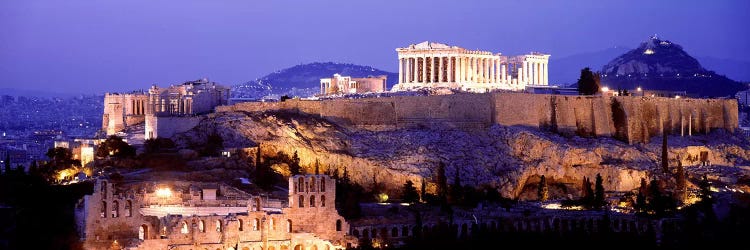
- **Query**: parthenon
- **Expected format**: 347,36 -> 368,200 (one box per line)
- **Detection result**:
391,41 -> 550,92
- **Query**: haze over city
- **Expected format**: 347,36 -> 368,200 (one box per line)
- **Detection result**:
1,0 -> 749,94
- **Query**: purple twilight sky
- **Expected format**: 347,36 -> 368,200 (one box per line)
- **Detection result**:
1,0 -> 748,95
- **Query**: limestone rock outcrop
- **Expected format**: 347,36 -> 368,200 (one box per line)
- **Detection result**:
172,110 -> 750,200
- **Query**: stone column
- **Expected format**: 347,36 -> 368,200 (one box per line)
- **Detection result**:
398,58 -> 403,84
525,61 -> 530,84
422,56 -> 427,84
536,62 -> 541,85
501,64 -> 506,83
430,57 -> 440,82
404,57 -> 412,82
438,57 -> 444,83
448,57 -> 454,83
543,62 -> 548,85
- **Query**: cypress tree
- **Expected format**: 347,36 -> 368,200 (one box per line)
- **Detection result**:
314,159 -> 320,175
289,150 -> 301,175
402,180 -> 419,204
594,174 -> 606,209
538,175 -> 549,202
661,126 -> 669,173
3,154 -> 10,174
436,161 -> 448,205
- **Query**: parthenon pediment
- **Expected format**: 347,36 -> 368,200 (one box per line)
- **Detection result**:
412,41 -> 451,49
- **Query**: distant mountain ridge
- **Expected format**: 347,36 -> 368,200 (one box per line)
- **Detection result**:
599,36 -> 747,97
232,62 -> 398,99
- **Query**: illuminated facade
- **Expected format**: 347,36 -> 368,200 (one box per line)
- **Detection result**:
319,74 -> 387,95
392,41 -> 550,92
102,78 -> 230,138
76,175 -> 357,250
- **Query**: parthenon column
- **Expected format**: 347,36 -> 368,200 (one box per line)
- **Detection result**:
482,58 -> 488,83
448,57 -> 454,83
398,57 -> 404,83
536,62 -> 541,85
501,64 -> 506,83
525,61 -> 530,84
438,57 -> 443,83
543,63 -> 548,85
422,56 -> 427,83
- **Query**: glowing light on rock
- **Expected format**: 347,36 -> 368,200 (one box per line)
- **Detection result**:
643,49 -> 655,55
156,187 -> 172,198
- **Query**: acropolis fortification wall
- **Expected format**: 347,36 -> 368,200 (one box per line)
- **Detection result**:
216,93 -> 738,143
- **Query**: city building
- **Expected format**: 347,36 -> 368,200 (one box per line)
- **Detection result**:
391,41 -> 550,92
320,74 -> 387,95
76,174 -> 357,250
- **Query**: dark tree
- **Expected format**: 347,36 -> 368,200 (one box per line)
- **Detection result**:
143,138 -> 176,154
635,189 -> 647,215
314,158 -> 320,175
449,169 -> 463,205
697,174 -> 715,221
200,133 -> 224,157
661,126 -> 669,173
582,177 -> 594,205
594,173 -> 606,209
538,175 -> 549,202
675,161 -> 687,204
436,161 -> 448,205
253,143 -> 273,190
420,177 -> 427,202
289,150 -> 301,176
3,154 -> 9,174
402,180 -> 420,204
96,135 -> 136,158
42,147 -> 81,182
577,67 -> 601,95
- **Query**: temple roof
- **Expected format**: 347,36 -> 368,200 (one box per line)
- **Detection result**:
411,41 -> 452,49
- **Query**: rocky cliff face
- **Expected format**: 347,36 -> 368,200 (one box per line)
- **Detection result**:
172,110 -> 750,200
600,36 -> 747,97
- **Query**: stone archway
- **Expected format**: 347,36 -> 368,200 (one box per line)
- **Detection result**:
138,224 -> 148,240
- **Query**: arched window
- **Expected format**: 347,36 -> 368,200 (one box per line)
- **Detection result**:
125,200 -> 132,217
215,220 -> 222,232
298,178 -> 304,193
199,220 -> 205,233
353,229 -> 359,237
253,218 -> 260,231
336,220 -> 342,231
320,177 -> 325,192
402,226 -> 409,237
100,201 -> 107,218
101,181 -> 107,196
181,222 -> 189,234
270,218 -> 276,230
320,195 -> 326,207
310,177 -> 316,192
112,200 -> 119,218
287,219 -> 292,233
391,227 -> 398,237
310,196 -> 316,207
238,219 -> 244,231
139,225 -> 148,240
298,195 -> 304,208
362,229 -> 369,239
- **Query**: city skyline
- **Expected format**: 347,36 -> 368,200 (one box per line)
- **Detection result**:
1,0 -> 748,94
